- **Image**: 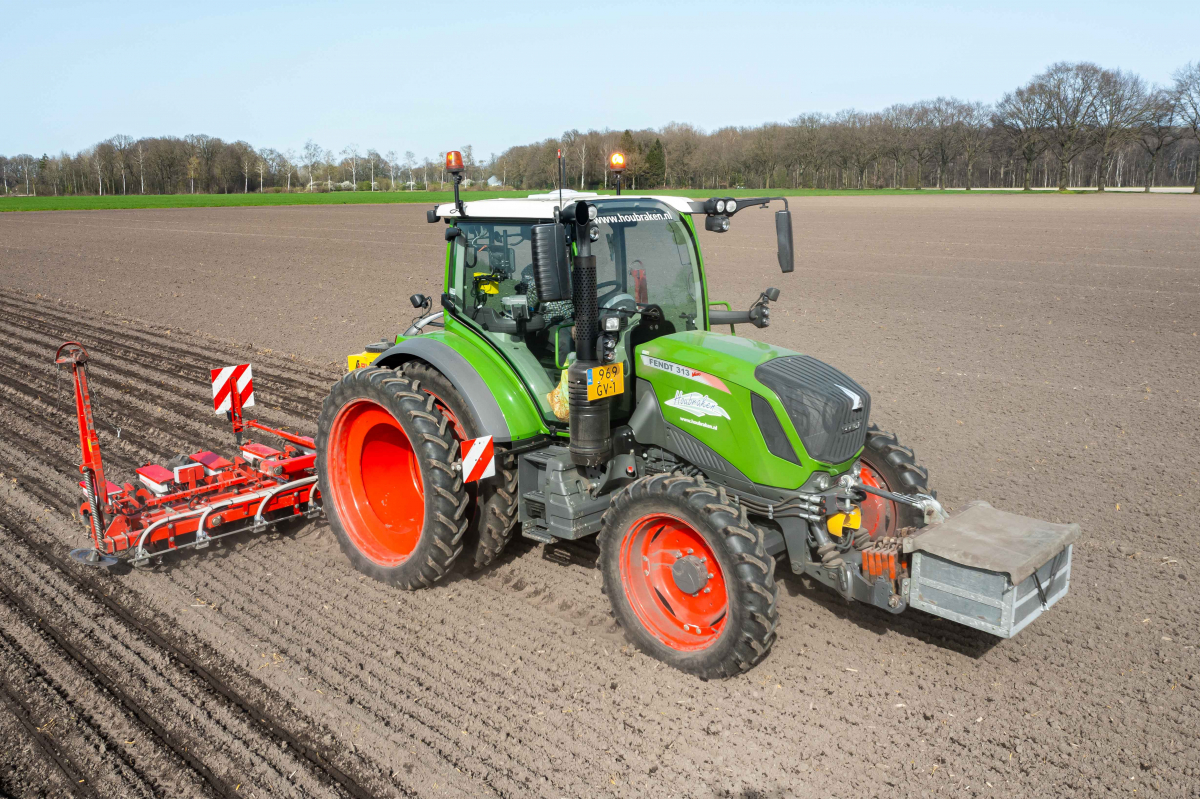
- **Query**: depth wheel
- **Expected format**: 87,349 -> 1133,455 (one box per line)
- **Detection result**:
598,474 -> 779,679
857,424 -> 932,539
316,368 -> 469,588
401,361 -> 519,569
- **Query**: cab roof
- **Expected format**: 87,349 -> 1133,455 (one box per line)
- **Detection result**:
433,190 -> 701,221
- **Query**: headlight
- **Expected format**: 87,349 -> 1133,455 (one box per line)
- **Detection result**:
715,199 -> 726,213
587,204 -> 598,220
725,198 -> 737,214
602,316 -> 620,332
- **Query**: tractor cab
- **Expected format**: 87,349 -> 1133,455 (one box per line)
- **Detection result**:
441,193 -> 711,424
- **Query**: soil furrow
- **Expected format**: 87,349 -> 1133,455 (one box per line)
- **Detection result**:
0,573 -> 239,798
0,292 -> 338,390
0,317 -> 322,437
0,502 -> 391,799
0,607 -> 171,799
0,671 -> 99,799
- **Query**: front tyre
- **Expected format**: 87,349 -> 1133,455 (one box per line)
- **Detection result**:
316,368 -> 469,589
598,474 -> 779,679
856,424 -> 932,539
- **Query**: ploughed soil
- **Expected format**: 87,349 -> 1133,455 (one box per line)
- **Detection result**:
0,194 -> 1197,797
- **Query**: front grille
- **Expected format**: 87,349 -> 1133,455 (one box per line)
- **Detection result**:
754,355 -> 870,465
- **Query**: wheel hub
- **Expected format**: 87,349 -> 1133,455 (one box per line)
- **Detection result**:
671,554 -> 709,595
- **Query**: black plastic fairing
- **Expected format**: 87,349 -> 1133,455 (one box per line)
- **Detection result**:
751,393 -> 801,465
755,356 -> 870,465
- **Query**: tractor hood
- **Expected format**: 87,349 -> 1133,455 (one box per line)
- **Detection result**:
636,331 -> 871,481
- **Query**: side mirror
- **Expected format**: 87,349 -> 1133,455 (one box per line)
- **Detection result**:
444,227 -> 464,242
530,223 -> 570,302
775,210 -> 794,273
409,293 -> 429,310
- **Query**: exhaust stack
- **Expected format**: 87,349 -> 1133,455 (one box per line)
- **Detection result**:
564,202 -> 611,467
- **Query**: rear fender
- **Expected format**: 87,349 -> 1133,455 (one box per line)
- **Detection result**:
374,334 -> 545,443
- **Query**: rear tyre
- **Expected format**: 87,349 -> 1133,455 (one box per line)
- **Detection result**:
401,361 -> 519,569
856,424 -> 932,539
316,367 -> 469,588
598,473 -> 779,679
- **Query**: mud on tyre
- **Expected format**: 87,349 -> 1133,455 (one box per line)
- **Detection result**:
856,424 -> 932,538
598,473 -> 779,679
316,367 -> 469,588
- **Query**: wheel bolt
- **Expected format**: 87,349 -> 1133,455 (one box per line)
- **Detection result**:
703,587 -> 711,594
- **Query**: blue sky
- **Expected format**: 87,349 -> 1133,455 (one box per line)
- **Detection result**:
6,1 -> 1197,159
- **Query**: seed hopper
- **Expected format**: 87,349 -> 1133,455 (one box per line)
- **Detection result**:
57,342 -> 320,568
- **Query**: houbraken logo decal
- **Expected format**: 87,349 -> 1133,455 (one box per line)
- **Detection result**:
664,390 -> 731,420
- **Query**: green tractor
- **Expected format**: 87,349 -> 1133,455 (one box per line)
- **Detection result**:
317,154 -> 1078,678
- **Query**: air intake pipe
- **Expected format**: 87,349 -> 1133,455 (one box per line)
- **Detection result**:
563,202 -> 611,467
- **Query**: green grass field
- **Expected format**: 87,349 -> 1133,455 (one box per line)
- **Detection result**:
0,186 -> 1043,212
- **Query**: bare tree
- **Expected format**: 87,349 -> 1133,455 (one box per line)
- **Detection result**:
1174,61 -> 1200,193
1092,68 -> 1150,191
907,102 -> 934,189
385,150 -> 397,191
281,149 -> 296,190
958,101 -> 991,190
135,141 -> 147,194
880,105 -> 916,188
1038,61 -> 1104,190
15,154 -> 36,195
303,140 -> 321,191
1139,89 -> 1181,192
404,151 -> 416,189
928,98 -> 965,189
993,83 -> 1049,190
342,143 -> 360,189
366,149 -> 382,190
111,135 -> 134,194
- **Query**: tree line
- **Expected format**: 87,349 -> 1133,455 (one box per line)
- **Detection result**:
4,60 -> 1199,197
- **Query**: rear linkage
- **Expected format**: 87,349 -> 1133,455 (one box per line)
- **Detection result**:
55,342 -> 321,569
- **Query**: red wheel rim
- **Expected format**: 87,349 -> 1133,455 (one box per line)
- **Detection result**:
618,513 -> 728,651
327,399 -> 424,567
858,460 -> 898,539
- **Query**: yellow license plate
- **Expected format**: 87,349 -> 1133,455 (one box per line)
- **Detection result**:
586,364 -> 624,400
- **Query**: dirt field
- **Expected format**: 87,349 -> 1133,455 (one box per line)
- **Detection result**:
0,194 -> 1197,798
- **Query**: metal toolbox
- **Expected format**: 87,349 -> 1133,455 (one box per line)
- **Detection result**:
903,501 -> 1078,638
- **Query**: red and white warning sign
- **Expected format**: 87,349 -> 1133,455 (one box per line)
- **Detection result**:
461,435 -> 495,482
211,364 -> 255,415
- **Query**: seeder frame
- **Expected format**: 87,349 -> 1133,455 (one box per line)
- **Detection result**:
56,342 -> 320,568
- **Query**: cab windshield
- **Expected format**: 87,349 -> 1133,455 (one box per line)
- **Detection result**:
592,198 -> 704,333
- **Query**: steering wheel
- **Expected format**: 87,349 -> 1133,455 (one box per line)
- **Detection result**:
596,279 -> 623,306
